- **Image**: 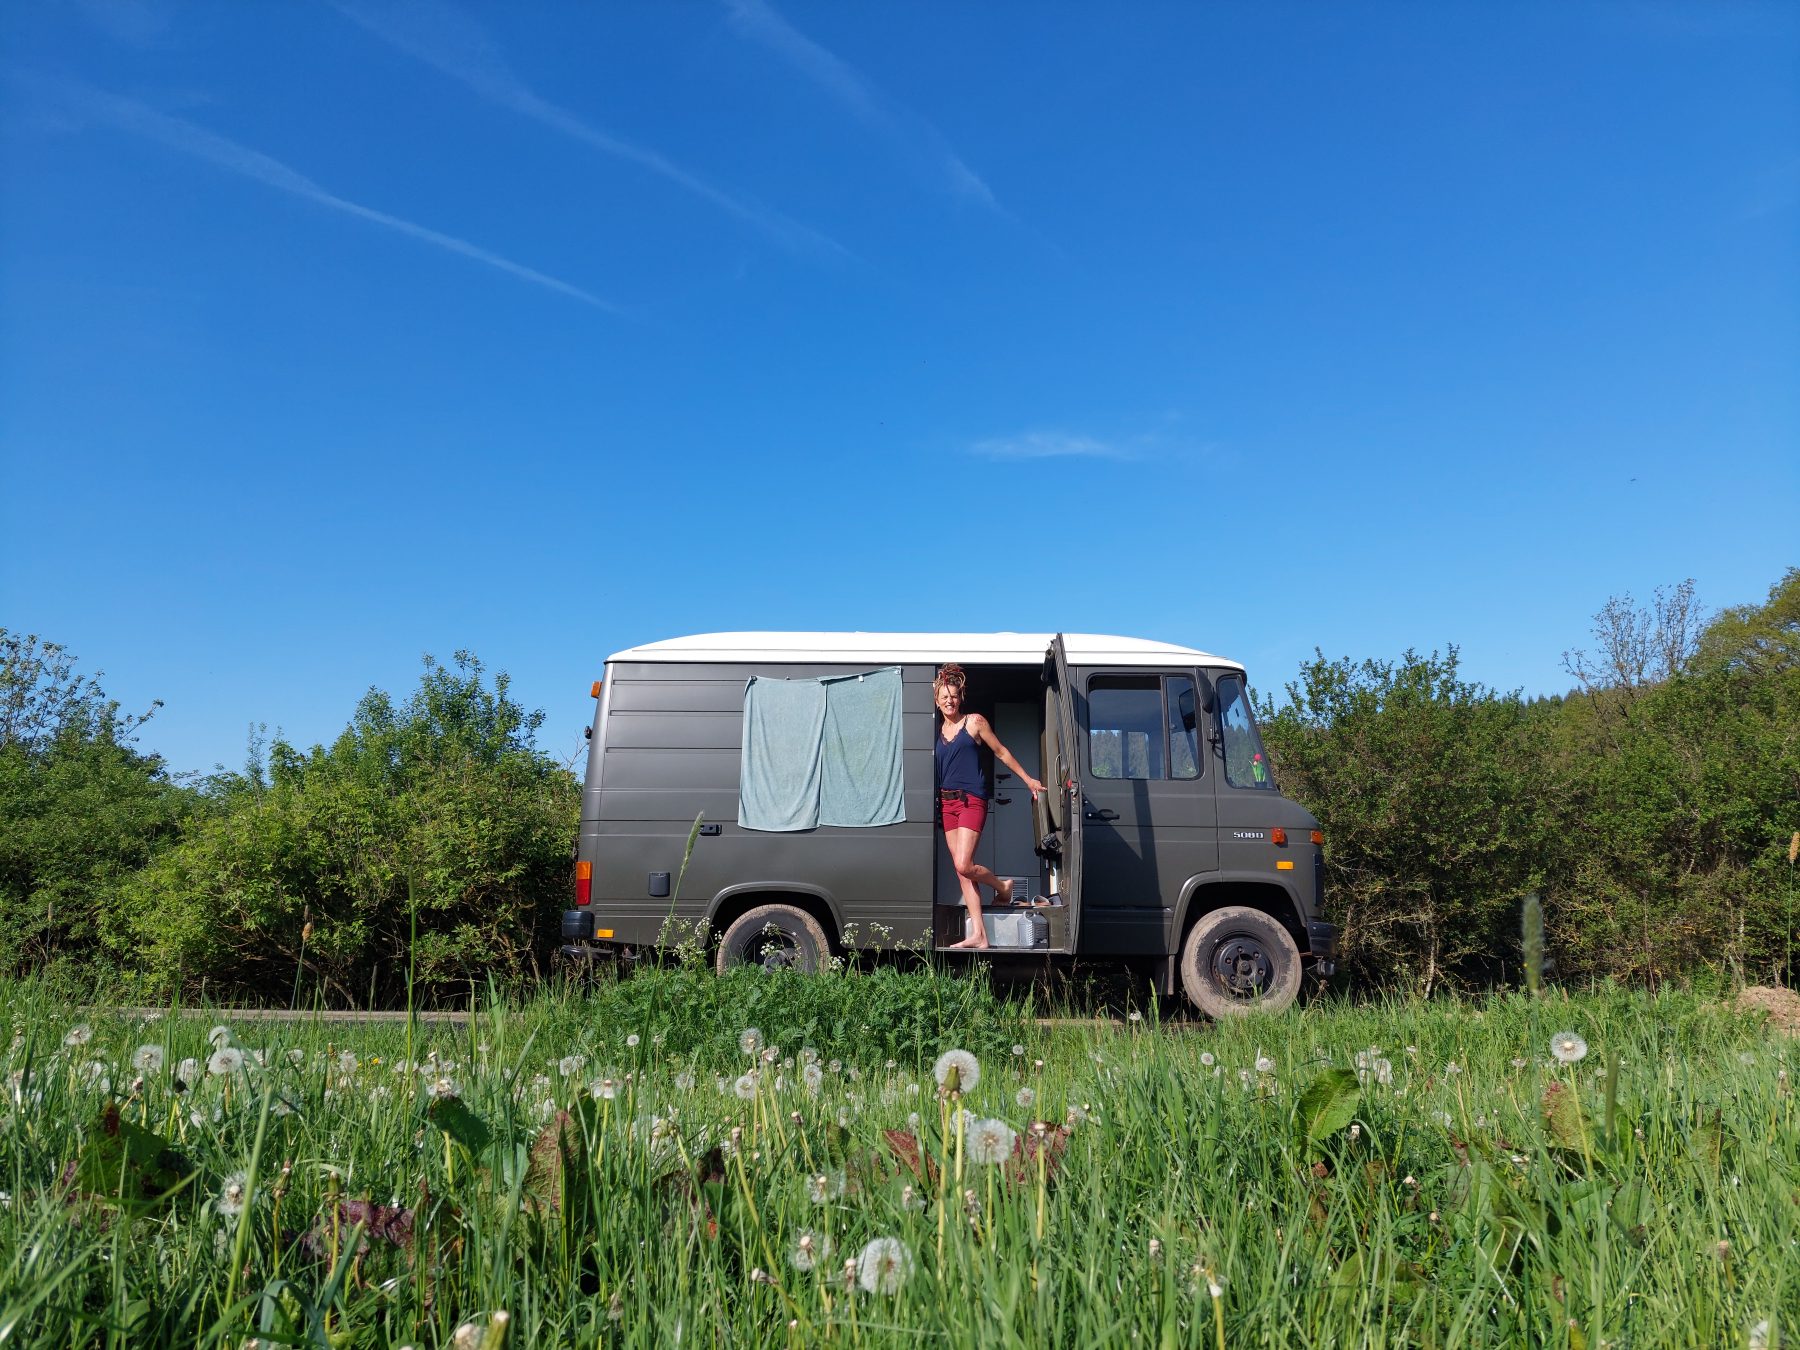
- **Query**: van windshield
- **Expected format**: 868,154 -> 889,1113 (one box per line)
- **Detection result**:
1216,675 -> 1275,791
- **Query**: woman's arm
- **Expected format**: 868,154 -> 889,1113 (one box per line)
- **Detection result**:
967,715 -> 1046,798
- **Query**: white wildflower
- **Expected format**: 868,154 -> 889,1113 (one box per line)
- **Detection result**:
856,1237 -> 913,1294
1016,1087 -> 1036,1110
933,1049 -> 980,1094
1200,1052 -> 1215,1067
625,1034 -> 640,1049
218,1171 -> 250,1217
791,1229 -> 833,1272
208,1047 -> 245,1076
803,1063 -> 824,1095
1550,1032 -> 1588,1065
733,1073 -> 758,1101
1255,1053 -> 1276,1075
132,1045 -> 165,1074
739,1028 -> 764,1056
968,1117 -> 1017,1165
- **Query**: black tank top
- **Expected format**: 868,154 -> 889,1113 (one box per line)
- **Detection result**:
935,722 -> 985,796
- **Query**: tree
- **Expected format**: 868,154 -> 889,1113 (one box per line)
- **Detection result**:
1560,578 -> 1707,695
0,631 -> 189,974
1259,648 -> 1558,993
119,653 -> 581,1003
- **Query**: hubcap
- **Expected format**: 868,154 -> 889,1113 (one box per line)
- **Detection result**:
748,932 -> 801,971
1211,936 -> 1273,999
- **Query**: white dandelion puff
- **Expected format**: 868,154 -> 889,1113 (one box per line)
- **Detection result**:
63,1024 -> 93,1048
933,1049 -> 980,1094
1255,1053 -> 1276,1075
733,1073 -> 758,1101
739,1028 -> 764,1056
208,1048 -> 246,1076
336,1051 -> 359,1076
625,1034 -> 640,1049
557,1054 -> 586,1078
1015,1087 -> 1036,1110
206,1025 -> 231,1049
856,1237 -> 913,1294
791,1229 -> 833,1272
1550,1032 -> 1589,1065
218,1171 -> 251,1217
968,1117 -> 1018,1165
803,1063 -> 824,1095
132,1045 -> 165,1074
1200,1052 -> 1215,1067
428,1077 -> 459,1101
674,1068 -> 696,1091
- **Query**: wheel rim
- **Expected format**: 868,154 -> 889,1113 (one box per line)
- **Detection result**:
1210,934 -> 1274,1000
740,929 -> 804,972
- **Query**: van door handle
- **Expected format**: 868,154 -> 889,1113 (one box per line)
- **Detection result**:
1085,808 -> 1119,821
698,823 -> 722,836
994,795 -> 1012,805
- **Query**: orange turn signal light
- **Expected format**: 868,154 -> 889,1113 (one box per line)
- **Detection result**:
590,680 -> 603,698
1311,829 -> 1324,846
1276,860 -> 1295,871
1271,827 -> 1287,846
575,859 -> 593,907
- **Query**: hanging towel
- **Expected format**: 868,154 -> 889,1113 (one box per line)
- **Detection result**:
738,675 -> 828,831
819,667 -> 905,827
738,667 -> 905,831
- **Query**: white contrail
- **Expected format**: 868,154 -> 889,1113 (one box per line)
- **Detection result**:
723,0 -> 1000,211
13,71 -> 618,310
331,0 -> 849,258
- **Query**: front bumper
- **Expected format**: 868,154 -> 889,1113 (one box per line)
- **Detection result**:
1307,919 -> 1339,977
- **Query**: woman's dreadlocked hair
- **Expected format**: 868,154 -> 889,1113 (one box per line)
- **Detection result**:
934,662 -> 968,693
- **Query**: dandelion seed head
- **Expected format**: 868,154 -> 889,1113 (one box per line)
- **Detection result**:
218,1171 -> 250,1217
132,1045 -> 165,1074
933,1049 -> 980,1094
208,1048 -> 245,1076
206,1025 -> 230,1049
739,1028 -> 763,1056
557,1054 -> 586,1078
1200,1052 -> 1215,1067
733,1073 -> 757,1101
968,1117 -> 1018,1165
856,1236 -> 913,1294
802,1063 -> 824,1095
63,1024 -> 92,1048
792,1229 -> 833,1272
1550,1032 -> 1589,1064
1016,1087 -> 1036,1109
625,1034 -> 640,1048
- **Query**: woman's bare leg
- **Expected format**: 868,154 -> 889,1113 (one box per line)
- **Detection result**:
943,828 -> 989,948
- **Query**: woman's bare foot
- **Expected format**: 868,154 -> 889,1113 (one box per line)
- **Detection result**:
945,935 -> 990,950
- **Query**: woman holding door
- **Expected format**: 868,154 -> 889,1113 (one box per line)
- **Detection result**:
935,663 -> 1046,949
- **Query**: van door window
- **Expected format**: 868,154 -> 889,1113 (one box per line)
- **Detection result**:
1216,675 -> 1275,790
1088,675 -> 1200,780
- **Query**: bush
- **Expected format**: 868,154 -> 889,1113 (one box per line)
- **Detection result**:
117,653 -> 579,1003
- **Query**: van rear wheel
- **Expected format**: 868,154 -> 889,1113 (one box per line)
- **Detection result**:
1179,906 -> 1302,1017
715,904 -> 832,975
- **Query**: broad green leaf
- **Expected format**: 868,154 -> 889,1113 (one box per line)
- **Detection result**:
426,1096 -> 492,1155
71,1102 -> 195,1211
1296,1068 -> 1361,1145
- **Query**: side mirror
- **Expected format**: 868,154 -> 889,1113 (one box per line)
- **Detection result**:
1194,671 -> 1216,715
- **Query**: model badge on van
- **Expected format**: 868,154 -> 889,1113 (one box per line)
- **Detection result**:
1231,830 -> 1267,840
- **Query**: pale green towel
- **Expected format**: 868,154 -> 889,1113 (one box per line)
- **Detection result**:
739,667 -> 904,831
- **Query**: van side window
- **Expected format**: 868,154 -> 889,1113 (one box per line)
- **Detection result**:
1088,675 -> 1199,780
1216,675 -> 1276,790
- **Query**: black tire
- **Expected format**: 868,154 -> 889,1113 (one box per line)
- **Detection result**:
1178,905 -> 1303,1018
714,903 -> 833,975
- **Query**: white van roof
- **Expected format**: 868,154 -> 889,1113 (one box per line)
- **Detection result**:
607,632 -> 1244,671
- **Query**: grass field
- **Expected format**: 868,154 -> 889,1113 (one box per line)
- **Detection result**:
0,971 -> 1794,1348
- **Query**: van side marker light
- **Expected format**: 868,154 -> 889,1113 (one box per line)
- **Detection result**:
1276,860 -> 1295,871
591,680 -> 603,698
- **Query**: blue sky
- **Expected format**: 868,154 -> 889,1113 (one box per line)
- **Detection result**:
3,0 -> 1796,777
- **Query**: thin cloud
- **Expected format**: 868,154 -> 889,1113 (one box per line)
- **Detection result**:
12,71 -> 617,310
723,0 -> 1000,211
971,432 -> 1134,462
331,0 -> 847,258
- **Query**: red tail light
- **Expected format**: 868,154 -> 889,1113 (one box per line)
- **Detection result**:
1271,827 -> 1287,846
575,860 -> 592,906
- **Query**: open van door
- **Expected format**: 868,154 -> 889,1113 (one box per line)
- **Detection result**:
1044,634 -> 1082,951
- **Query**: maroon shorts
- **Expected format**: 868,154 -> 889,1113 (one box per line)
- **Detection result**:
939,791 -> 987,832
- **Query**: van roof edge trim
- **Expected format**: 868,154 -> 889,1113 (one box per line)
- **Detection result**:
604,632 -> 1245,671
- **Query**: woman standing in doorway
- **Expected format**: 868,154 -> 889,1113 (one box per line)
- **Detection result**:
935,663 -> 1046,950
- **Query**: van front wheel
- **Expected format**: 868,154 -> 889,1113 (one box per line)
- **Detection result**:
715,904 -> 832,975
1178,906 -> 1302,1017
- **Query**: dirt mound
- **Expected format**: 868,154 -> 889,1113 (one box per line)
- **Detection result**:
1735,986 -> 1800,1035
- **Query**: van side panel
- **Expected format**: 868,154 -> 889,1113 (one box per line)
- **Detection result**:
583,661 -> 937,947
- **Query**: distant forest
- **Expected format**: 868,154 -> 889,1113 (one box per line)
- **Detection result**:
2,568 -> 1795,1004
